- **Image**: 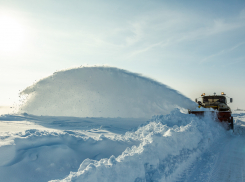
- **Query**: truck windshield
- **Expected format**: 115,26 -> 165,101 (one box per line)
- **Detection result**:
202,96 -> 226,104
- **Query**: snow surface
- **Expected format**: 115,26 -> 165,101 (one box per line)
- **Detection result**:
19,67 -> 196,118
1,67 -> 245,182
51,109 -> 228,182
1,110 -> 244,182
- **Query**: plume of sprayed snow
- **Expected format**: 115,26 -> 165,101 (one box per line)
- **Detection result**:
20,66 -> 196,118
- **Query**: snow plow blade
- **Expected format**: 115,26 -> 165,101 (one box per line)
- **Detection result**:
188,110 -> 234,130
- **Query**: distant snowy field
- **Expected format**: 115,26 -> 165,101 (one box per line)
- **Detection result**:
0,106 -> 14,115
0,67 -> 244,182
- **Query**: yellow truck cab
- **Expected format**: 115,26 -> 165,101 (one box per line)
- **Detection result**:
197,93 -> 232,112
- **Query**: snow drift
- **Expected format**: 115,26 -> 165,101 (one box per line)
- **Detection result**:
50,109 -> 226,182
0,129 -> 139,182
0,109 -> 228,182
20,67 -> 196,118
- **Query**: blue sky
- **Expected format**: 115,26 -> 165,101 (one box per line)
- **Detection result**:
0,0 -> 245,109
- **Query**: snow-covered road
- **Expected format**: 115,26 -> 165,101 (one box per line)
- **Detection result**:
208,135 -> 245,182
177,134 -> 245,182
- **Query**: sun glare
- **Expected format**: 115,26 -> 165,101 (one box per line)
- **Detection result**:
0,15 -> 25,52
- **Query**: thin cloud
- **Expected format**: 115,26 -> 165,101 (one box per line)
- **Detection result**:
200,42 -> 245,63
127,41 -> 164,58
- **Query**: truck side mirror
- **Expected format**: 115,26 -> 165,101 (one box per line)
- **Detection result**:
230,98 -> 233,103
195,98 -> 197,103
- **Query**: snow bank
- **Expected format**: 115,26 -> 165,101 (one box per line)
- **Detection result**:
0,129 -> 139,182
19,67 -> 196,118
0,109 -> 227,182
51,109 -> 226,182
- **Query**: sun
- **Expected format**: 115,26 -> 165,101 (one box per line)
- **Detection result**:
0,15 -> 25,52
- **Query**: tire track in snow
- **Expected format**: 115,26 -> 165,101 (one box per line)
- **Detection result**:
176,134 -> 245,182
208,135 -> 245,182
175,135 -> 230,182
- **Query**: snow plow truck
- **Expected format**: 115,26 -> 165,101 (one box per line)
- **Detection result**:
188,92 -> 233,130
